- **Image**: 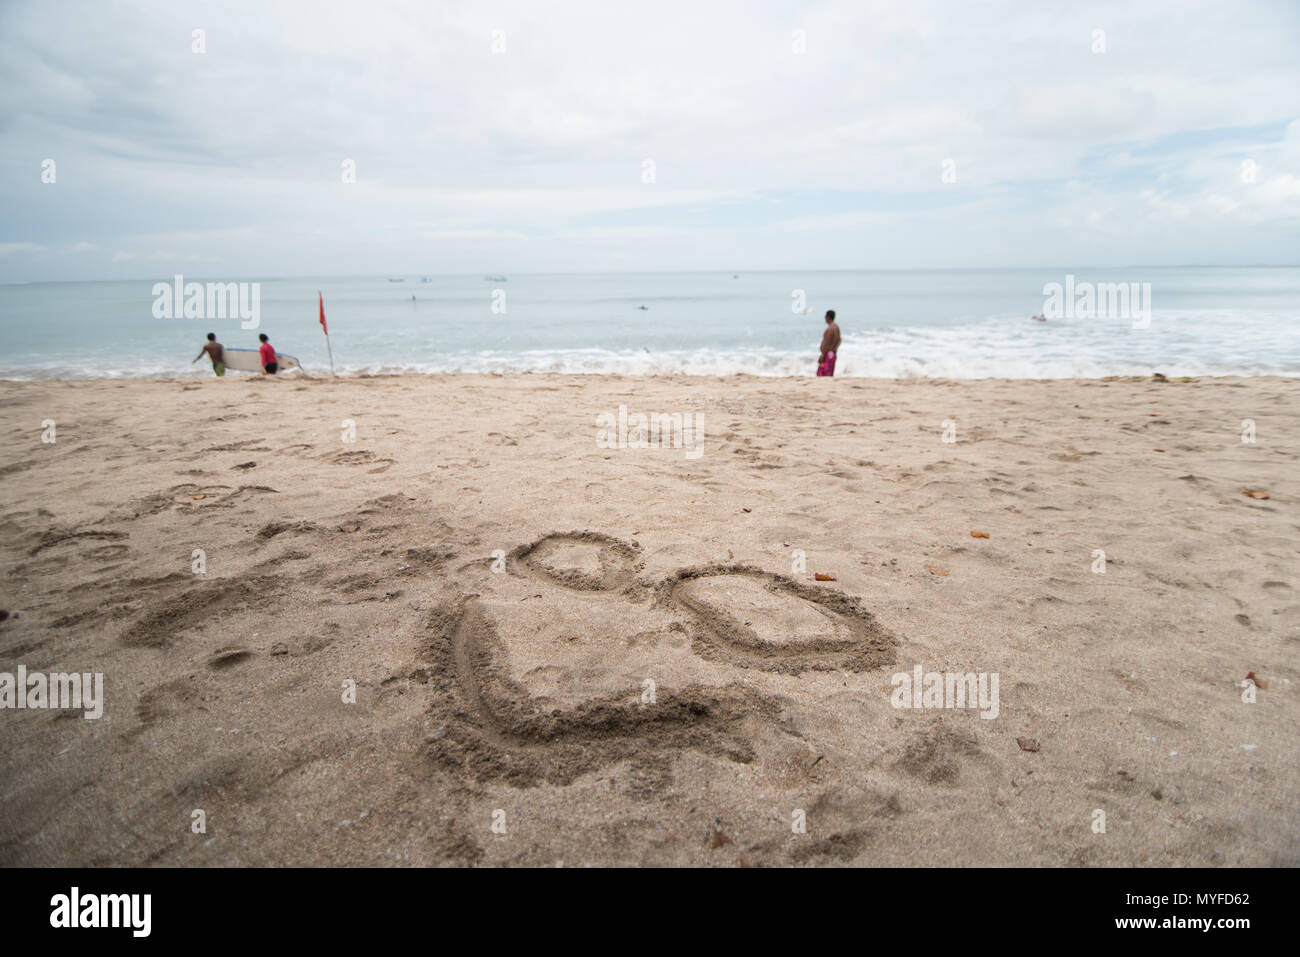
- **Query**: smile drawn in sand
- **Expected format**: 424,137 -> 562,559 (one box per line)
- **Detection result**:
420,532 -> 897,786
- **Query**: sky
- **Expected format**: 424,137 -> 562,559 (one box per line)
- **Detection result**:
0,0 -> 1298,281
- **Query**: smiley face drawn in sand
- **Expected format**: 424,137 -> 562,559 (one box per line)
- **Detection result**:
420,532 -> 896,787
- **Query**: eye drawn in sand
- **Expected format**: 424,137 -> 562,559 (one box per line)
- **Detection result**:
663,565 -> 895,675
421,532 -> 897,787
509,530 -> 642,593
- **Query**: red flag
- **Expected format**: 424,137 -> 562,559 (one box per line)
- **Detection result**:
318,291 -> 328,336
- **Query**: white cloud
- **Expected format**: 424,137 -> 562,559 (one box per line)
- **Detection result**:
0,0 -> 1297,278
0,242 -> 46,258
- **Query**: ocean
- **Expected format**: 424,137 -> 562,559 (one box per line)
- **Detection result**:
1,267 -> 1298,380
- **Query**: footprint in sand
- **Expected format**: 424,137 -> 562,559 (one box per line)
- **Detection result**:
581,482 -> 610,504
420,531 -> 895,787
206,647 -> 256,670
321,448 -> 396,474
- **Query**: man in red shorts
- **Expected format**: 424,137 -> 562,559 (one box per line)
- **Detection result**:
817,309 -> 841,376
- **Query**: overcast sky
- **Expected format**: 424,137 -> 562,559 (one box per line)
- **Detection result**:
1,0 -> 1298,281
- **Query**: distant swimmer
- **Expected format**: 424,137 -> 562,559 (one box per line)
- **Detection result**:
258,333 -> 279,375
817,309 -> 841,377
1031,314 -> 1047,322
638,305 -> 649,310
192,332 -> 225,376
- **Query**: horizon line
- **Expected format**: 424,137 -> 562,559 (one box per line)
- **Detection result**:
5,263 -> 1300,286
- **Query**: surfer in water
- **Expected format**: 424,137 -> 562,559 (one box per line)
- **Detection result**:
258,333 -> 278,375
817,309 -> 841,377
192,333 -> 225,376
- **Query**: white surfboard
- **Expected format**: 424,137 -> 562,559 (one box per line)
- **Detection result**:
219,347 -> 302,373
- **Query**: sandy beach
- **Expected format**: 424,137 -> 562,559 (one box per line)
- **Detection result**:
0,372 -> 1296,867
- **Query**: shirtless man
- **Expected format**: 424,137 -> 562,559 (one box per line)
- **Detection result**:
817,309 -> 841,376
192,333 -> 225,376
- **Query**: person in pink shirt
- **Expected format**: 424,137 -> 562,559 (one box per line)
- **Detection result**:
258,333 -> 278,375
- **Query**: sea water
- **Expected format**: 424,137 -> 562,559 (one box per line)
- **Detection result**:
1,267 -> 1297,379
